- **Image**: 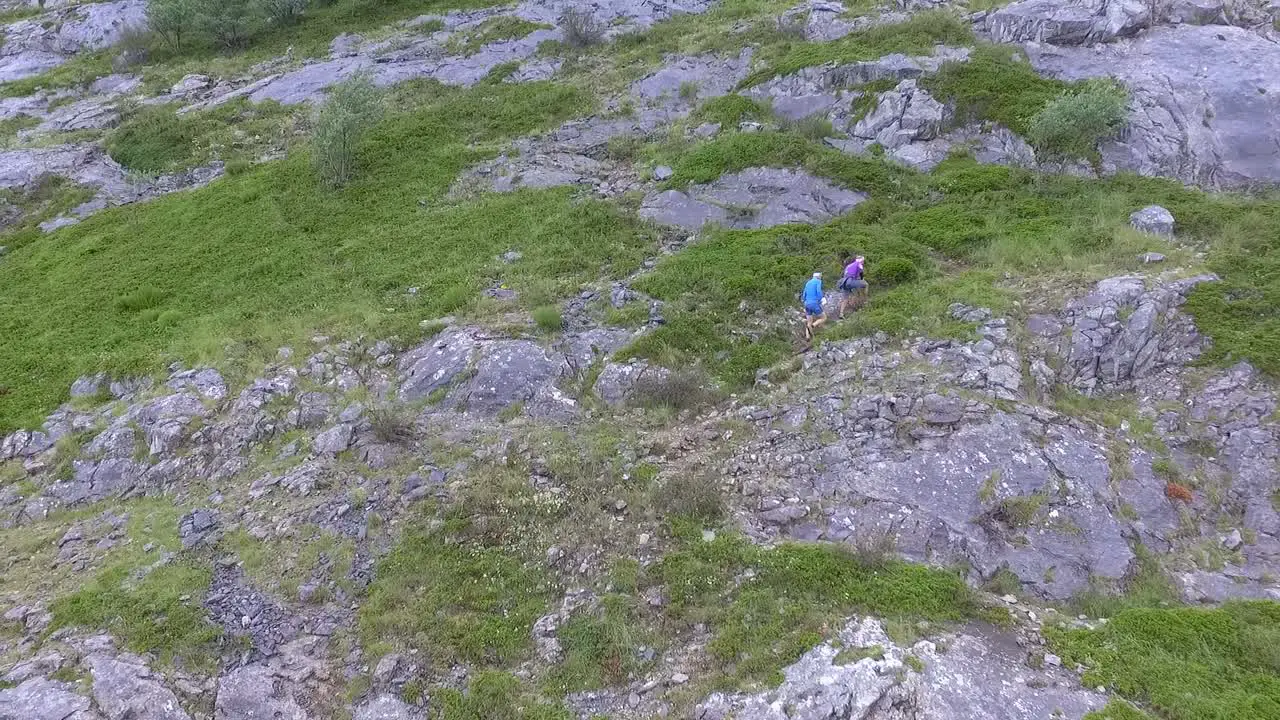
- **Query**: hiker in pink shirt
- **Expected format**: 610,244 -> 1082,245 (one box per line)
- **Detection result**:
837,253 -> 868,319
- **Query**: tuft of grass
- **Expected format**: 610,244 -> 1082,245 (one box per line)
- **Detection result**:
652,524 -> 985,687
627,369 -> 718,412
993,493 -> 1045,528
532,305 -> 564,333
651,473 -> 724,522
544,594 -> 651,695
357,526 -> 556,668
1046,601 -> 1280,720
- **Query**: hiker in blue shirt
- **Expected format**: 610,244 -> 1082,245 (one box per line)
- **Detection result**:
801,271 -> 826,340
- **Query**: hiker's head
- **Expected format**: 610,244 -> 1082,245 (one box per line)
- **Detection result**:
855,255 -> 864,263
813,272 -> 822,279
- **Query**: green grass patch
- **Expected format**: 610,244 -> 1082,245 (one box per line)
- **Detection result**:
105,99 -> 299,174
651,523 -> 985,687
357,526 -> 556,667
738,11 -> 974,88
47,502 -> 222,670
0,80 -> 660,431
223,525 -> 355,600
691,94 -> 774,128
1047,601 -> 1280,720
0,51 -> 115,98
0,114 -> 39,143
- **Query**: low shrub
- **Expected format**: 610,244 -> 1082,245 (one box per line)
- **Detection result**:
147,0 -> 193,50
312,74 -> 384,187
871,256 -> 918,284
1165,481 -> 1193,503
1027,79 -> 1128,161
259,0 -> 307,27
560,8 -> 603,48
652,473 -> 724,522
628,369 -> 716,411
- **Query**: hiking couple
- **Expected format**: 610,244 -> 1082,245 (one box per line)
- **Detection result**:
802,253 -> 867,340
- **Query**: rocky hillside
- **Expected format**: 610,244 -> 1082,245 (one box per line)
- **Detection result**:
0,0 -> 1279,717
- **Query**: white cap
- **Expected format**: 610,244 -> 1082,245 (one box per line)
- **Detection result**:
813,272 -> 822,278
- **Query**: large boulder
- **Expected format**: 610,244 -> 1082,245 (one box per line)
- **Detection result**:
983,0 -> 1149,45
0,677 -> 96,720
699,617 -> 1104,719
1026,24 -> 1280,188
639,167 -> 867,230
87,653 -> 190,720
1028,274 -> 1216,393
0,0 -> 147,82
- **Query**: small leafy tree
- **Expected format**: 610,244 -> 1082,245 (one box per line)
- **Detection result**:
259,0 -> 307,27
147,0 -> 193,52
193,0 -> 260,50
1027,79 -> 1129,161
312,74 -> 384,187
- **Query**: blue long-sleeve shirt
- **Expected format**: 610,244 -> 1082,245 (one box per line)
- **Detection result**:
802,277 -> 823,306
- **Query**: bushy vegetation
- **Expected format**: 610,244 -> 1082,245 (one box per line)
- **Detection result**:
1027,79 -> 1129,161
650,523 -> 986,687
1047,602 -> 1280,720
312,74 -> 384,186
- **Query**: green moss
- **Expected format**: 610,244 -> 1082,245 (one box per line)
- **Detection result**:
358,527 -> 555,667
1047,601 -> 1280,720
920,44 -> 1068,135
652,525 -> 984,687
